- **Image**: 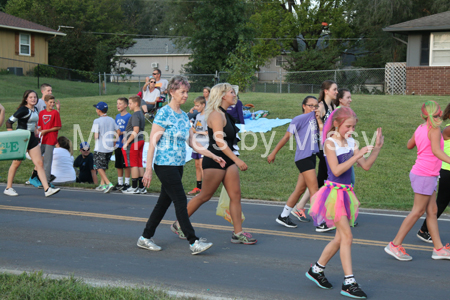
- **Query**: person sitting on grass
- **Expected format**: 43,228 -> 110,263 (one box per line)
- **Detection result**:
51,136 -> 76,185
74,142 -> 98,184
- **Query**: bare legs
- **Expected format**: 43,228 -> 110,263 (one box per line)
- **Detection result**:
284,169 -> 317,210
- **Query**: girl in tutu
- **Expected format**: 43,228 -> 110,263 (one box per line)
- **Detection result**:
306,107 -> 384,299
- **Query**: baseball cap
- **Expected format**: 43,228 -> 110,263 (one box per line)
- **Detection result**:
80,141 -> 90,150
93,101 -> 108,112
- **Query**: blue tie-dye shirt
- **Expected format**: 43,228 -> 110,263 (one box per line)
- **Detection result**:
153,105 -> 190,166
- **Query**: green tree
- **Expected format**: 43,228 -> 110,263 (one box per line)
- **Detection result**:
225,40 -> 259,92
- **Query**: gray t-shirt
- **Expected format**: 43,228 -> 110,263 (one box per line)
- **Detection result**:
156,79 -> 169,94
125,110 -> 145,142
36,98 -> 46,112
193,112 -> 209,152
91,116 -> 118,153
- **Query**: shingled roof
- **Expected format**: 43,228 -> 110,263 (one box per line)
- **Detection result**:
0,12 -> 65,36
383,10 -> 450,33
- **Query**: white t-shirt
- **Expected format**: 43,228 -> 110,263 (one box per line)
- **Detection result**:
51,147 -> 76,183
156,79 -> 169,94
36,98 -> 46,112
91,116 -> 119,153
142,87 -> 161,104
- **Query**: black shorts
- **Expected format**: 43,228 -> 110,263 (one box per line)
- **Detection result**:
114,148 -> 126,168
202,155 -> 235,170
27,133 -> 40,150
295,154 -> 316,173
93,152 -> 112,170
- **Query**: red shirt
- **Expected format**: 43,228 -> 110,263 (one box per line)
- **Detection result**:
38,109 -> 61,146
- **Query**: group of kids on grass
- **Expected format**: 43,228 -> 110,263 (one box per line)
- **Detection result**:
2,75 -> 450,299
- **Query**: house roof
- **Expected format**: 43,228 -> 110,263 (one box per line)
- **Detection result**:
0,12 -> 65,36
383,10 -> 450,33
118,38 -> 191,56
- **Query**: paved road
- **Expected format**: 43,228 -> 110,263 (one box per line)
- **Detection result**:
1,184 -> 449,299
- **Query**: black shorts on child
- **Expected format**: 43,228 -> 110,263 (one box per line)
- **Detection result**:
295,154 -> 316,173
114,148 -> 126,168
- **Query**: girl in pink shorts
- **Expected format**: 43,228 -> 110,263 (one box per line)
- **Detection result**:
385,101 -> 450,261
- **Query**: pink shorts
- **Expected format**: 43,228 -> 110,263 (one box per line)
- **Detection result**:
409,171 -> 438,196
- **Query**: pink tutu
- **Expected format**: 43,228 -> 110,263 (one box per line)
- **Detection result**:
308,181 -> 359,227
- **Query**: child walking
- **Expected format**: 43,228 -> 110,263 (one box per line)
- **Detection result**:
188,96 -> 208,195
306,107 -> 383,299
267,96 -> 322,228
385,101 -> 450,261
113,97 -> 132,191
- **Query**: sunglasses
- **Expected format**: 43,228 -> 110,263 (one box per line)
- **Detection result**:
152,73 -> 158,75
81,148 -> 90,151
149,81 -> 155,83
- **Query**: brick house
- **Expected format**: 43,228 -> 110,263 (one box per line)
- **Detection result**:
383,11 -> 450,96
0,12 -> 65,74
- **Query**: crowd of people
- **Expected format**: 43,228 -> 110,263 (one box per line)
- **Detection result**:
2,70 -> 450,299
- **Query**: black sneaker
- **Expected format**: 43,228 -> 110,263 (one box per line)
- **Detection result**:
341,282 -> 367,299
316,222 -> 336,233
112,183 -> 124,191
276,215 -> 297,228
122,183 -> 131,191
49,174 -> 56,182
417,230 -> 432,243
305,267 -> 333,289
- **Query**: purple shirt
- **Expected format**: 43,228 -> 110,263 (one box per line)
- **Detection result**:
226,100 -> 245,124
287,111 -> 319,162
325,137 -> 355,184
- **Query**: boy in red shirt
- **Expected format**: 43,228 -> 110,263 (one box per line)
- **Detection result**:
37,94 -> 61,185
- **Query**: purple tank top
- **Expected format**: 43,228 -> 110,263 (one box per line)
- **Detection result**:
325,137 -> 354,184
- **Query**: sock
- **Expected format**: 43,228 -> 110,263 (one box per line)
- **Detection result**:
280,205 -> 293,218
138,177 -> 144,188
118,177 -> 123,185
31,170 -> 38,179
391,241 -> 398,247
234,231 -> 243,236
344,275 -> 356,285
125,177 -> 130,185
312,262 -> 325,273
197,181 -> 202,189
132,178 -> 138,189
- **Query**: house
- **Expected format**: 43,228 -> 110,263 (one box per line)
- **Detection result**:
383,11 -> 450,95
0,12 -> 65,75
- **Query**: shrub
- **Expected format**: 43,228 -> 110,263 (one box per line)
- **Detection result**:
34,65 -> 56,78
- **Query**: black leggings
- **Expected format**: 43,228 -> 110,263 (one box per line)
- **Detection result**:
421,169 -> 450,233
316,150 -> 328,188
142,165 -> 198,244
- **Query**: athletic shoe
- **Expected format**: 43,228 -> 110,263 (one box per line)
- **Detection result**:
4,188 -> 18,196
95,184 -> 106,191
25,179 -> 31,185
291,208 -> 310,222
49,175 -> 56,182
112,183 -> 124,191
276,215 -> 297,228
122,183 -> 131,191
170,222 -> 186,239
341,282 -> 367,299
122,187 -> 139,194
190,238 -> 213,255
352,222 -> 359,227
137,236 -> 161,251
187,187 -> 201,195
231,232 -> 257,245
432,244 -> 450,260
44,187 -> 60,197
417,230 -> 432,243
139,187 -> 147,194
316,223 -> 336,233
29,177 -> 42,188
384,242 -> 412,261
103,183 -> 114,193
305,266 -> 333,289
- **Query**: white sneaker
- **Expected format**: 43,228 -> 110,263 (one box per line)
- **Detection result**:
137,236 -> 161,251
139,187 -> 147,194
190,238 -> 213,255
122,187 -> 139,194
45,187 -> 60,197
4,188 -> 18,196
95,184 -> 106,191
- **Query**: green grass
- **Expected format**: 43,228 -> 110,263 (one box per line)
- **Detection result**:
0,271 -> 198,299
1,91 -> 450,210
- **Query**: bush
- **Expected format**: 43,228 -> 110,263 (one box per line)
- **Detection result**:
34,65 -> 56,78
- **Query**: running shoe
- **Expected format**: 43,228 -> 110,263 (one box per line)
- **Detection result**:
417,230 -> 432,243
384,242 -> 412,261
187,187 -> 201,195
104,182 -> 114,193
122,183 -> 131,191
291,208 -> 310,222
112,183 -> 124,191
276,215 -> 297,228
44,187 -> 60,197
432,244 -> 450,260
4,188 -> 18,197
137,236 -> 161,251
170,222 -> 186,239
95,184 -> 106,191
190,238 -> 213,255
25,178 -> 31,185
49,175 -> 56,182
29,177 -> 42,188
305,266 -> 333,289
341,282 -> 367,299
139,187 -> 147,194
316,223 -> 336,233
122,187 -> 139,194
231,232 -> 257,245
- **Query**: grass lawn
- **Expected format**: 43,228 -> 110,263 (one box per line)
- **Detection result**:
0,271 -> 198,299
1,91 -> 450,210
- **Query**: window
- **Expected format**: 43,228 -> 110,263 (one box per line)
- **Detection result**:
429,32 -> 450,66
19,33 -> 30,56
420,33 -> 430,66
275,56 -> 283,67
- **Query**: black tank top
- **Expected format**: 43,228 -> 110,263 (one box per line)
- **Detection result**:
321,101 -> 335,123
208,107 -> 239,154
